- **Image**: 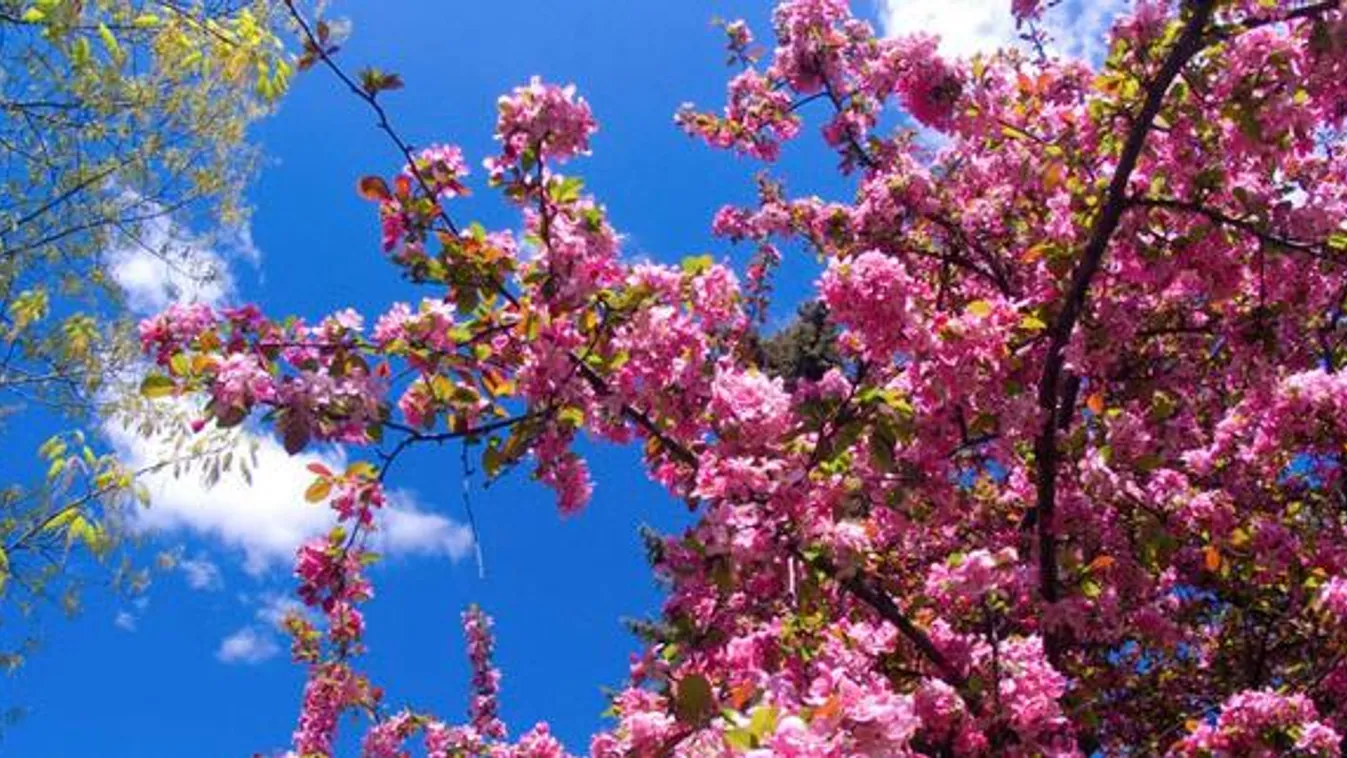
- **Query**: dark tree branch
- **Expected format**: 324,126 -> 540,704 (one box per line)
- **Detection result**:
798,548 -> 974,699
1030,0 -> 1216,660
1131,195 -> 1345,263
1212,0 -> 1340,38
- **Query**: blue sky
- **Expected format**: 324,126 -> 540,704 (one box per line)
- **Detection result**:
1,1 -> 1120,755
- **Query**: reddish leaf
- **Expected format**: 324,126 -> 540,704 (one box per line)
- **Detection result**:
358,175 -> 390,201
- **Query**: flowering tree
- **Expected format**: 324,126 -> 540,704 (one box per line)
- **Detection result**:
138,0 -> 1347,755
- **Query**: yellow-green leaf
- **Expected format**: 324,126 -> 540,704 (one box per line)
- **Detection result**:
304,478 -> 332,504
140,374 -> 176,398
97,23 -> 123,62
1020,314 -> 1047,331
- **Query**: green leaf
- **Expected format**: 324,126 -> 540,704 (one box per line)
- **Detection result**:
139,374 -> 176,399
724,726 -> 754,751
1019,314 -> 1047,332
966,300 -> 993,318
748,705 -> 778,740
674,674 -> 716,725
346,461 -> 378,479
483,444 -> 503,478
681,255 -> 714,276
557,406 -> 585,429
868,424 -> 896,472
358,67 -> 404,96
97,23 -> 123,62
554,176 -> 584,204
66,515 -> 103,552
169,353 -> 191,376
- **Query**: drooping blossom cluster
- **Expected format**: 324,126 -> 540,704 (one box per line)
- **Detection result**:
135,0 -> 1347,755
463,605 -> 507,740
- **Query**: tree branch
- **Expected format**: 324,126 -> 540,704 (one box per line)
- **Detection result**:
1031,0 -> 1216,658
799,548 -> 973,699
1131,195 -> 1345,263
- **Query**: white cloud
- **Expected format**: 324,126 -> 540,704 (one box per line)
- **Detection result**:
215,592 -> 309,666
879,0 -> 1018,58
876,0 -> 1127,62
113,610 -> 137,632
380,504 -> 476,559
216,625 -> 280,665
253,592 -> 306,627
180,555 -> 224,591
112,595 -> 150,631
105,417 -> 475,576
105,211 -> 237,314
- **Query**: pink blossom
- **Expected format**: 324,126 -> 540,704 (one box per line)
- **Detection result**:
489,77 -> 597,176
463,605 -> 507,741
404,143 -> 469,199
709,362 -> 792,441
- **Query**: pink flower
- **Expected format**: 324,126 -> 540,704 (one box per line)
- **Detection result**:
404,143 -> 469,199
676,69 -> 799,161
925,548 -> 1020,608
463,605 -> 507,741
997,636 -> 1073,748
490,77 -> 597,174
360,711 -> 415,758
138,302 -> 218,361
1012,0 -> 1042,22
891,39 -> 962,130
532,429 -> 594,515
292,663 -> 360,757
820,250 -> 919,359
1317,576 -> 1347,620
709,363 -> 792,441
212,353 -> 276,411
1171,689 -> 1340,757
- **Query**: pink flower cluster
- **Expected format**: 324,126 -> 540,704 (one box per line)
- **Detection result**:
404,143 -> 469,199
1172,689 -> 1341,757
137,302 -> 217,362
925,548 -> 1020,609
676,70 -> 800,161
293,663 -> 366,757
709,362 -> 793,441
487,76 -> 597,180
463,605 -> 506,740
819,250 -> 920,359
889,37 -> 962,131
